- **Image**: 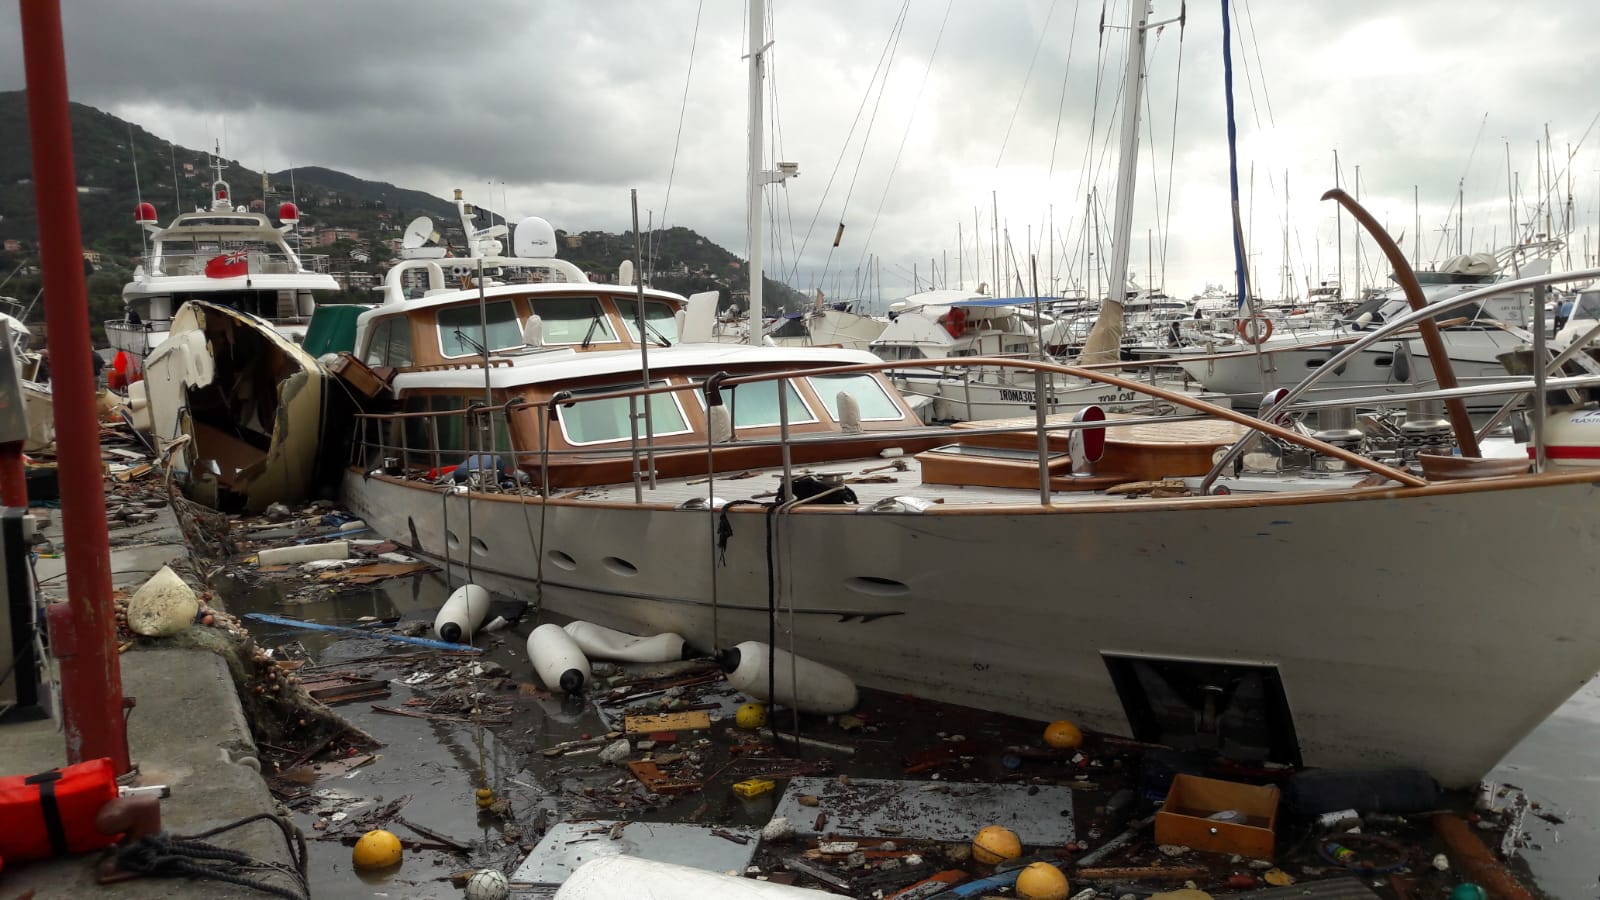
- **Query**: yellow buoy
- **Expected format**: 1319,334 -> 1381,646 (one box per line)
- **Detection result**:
735,703 -> 768,729
475,787 -> 496,809
1043,720 -> 1083,749
352,829 -> 403,869
971,825 -> 1022,865
1016,861 -> 1070,900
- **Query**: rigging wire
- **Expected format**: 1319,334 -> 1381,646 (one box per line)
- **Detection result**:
1158,13 -> 1185,289
780,3 -> 911,288
853,0 -> 956,273
649,0 -> 704,281
1046,0 -> 1087,181
995,0 -> 1063,169
809,2 -> 912,290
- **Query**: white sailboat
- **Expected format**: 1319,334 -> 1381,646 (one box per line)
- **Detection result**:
332,1 -> 1600,788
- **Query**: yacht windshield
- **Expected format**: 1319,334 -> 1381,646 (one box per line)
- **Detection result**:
531,296 -> 618,345
807,373 -> 905,422
614,298 -> 680,345
438,301 -> 524,357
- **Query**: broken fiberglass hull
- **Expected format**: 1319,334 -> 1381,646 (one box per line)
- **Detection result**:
144,300 -> 327,513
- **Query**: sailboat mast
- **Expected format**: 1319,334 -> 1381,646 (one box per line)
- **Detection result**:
1077,0 -> 1151,364
1334,150 -> 1342,297
1103,0 -> 1148,310
745,0 -> 767,345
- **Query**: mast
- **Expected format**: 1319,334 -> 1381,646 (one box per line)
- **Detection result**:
1353,164 -> 1361,300
745,0 -> 767,344
1334,150 -> 1343,297
1078,0 -> 1156,364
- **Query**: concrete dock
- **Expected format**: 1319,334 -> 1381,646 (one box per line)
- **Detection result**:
1,505 -> 302,898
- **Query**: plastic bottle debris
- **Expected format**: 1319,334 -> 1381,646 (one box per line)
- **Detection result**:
718,641 -> 857,714
563,620 -> 688,663
434,584 -> 490,644
1316,808 -> 1361,830
598,738 -> 632,765
528,623 -> 590,695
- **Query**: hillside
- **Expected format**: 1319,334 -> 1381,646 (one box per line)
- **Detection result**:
0,91 -> 802,337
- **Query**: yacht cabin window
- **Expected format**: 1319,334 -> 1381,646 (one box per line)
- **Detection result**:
807,373 -> 905,422
614,298 -> 681,344
690,377 -> 817,427
402,393 -> 511,457
556,381 -> 693,446
438,301 -> 526,357
363,317 -> 413,367
529,296 -> 619,345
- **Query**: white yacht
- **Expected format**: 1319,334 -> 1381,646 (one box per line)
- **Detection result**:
107,154 -> 339,363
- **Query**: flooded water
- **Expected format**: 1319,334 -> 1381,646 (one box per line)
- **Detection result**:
221,571 -> 1600,899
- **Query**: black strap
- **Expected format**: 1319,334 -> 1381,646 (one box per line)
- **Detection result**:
24,769 -> 68,856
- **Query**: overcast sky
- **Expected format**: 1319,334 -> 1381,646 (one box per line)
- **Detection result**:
3,0 -> 1599,305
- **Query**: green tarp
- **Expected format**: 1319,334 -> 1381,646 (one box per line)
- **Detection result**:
301,304 -> 369,357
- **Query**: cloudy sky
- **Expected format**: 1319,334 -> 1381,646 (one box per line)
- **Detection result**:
3,0 -> 1599,306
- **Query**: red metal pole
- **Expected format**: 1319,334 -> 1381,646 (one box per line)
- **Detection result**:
18,0 -> 131,774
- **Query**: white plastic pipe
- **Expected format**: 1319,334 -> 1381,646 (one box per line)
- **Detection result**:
256,540 -> 349,566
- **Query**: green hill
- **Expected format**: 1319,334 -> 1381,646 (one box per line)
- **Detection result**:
0,91 -> 803,337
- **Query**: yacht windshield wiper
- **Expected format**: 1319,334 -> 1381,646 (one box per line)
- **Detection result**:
580,314 -> 603,349
643,319 -> 672,347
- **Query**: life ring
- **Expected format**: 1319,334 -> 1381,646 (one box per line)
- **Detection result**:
941,306 -> 968,339
1236,315 -> 1273,344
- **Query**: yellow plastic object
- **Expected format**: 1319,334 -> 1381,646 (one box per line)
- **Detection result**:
735,703 -> 769,729
1016,861 -> 1070,900
475,787 -> 496,809
732,778 -> 776,799
971,825 -> 1022,865
352,829 -> 403,869
1043,720 -> 1083,749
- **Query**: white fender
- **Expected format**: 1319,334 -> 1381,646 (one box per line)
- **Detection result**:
434,584 -> 491,643
563,620 -> 687,663
719,641 -> 857,714
529,623 -> 590,695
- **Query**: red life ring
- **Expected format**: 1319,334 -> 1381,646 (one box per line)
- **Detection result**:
1236,315 -> 1273,344
941,306 -> 968,339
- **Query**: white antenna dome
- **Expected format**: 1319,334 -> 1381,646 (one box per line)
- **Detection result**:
514,216 -> 557,258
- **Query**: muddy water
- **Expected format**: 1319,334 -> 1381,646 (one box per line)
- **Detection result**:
222,572 -> 1599,898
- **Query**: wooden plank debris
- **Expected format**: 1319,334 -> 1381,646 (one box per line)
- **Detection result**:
624,710 -> 712,734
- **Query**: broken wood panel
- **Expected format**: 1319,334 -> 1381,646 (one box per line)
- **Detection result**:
623,710 -> 712,734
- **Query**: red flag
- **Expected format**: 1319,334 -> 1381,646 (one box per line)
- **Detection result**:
204,250 -> 249,279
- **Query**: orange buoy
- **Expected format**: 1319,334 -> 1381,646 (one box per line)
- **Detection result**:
972,825 -> 1022,865
1043,720 -> 1083,749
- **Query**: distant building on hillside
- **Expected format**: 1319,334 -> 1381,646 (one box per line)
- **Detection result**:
81,249 -> 101,265
2,239 -> 22,253
315,228 -> 362,246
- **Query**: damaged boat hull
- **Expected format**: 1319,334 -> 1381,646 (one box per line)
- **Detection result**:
343,468 -> 1600,788
145,301 -> 327,512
